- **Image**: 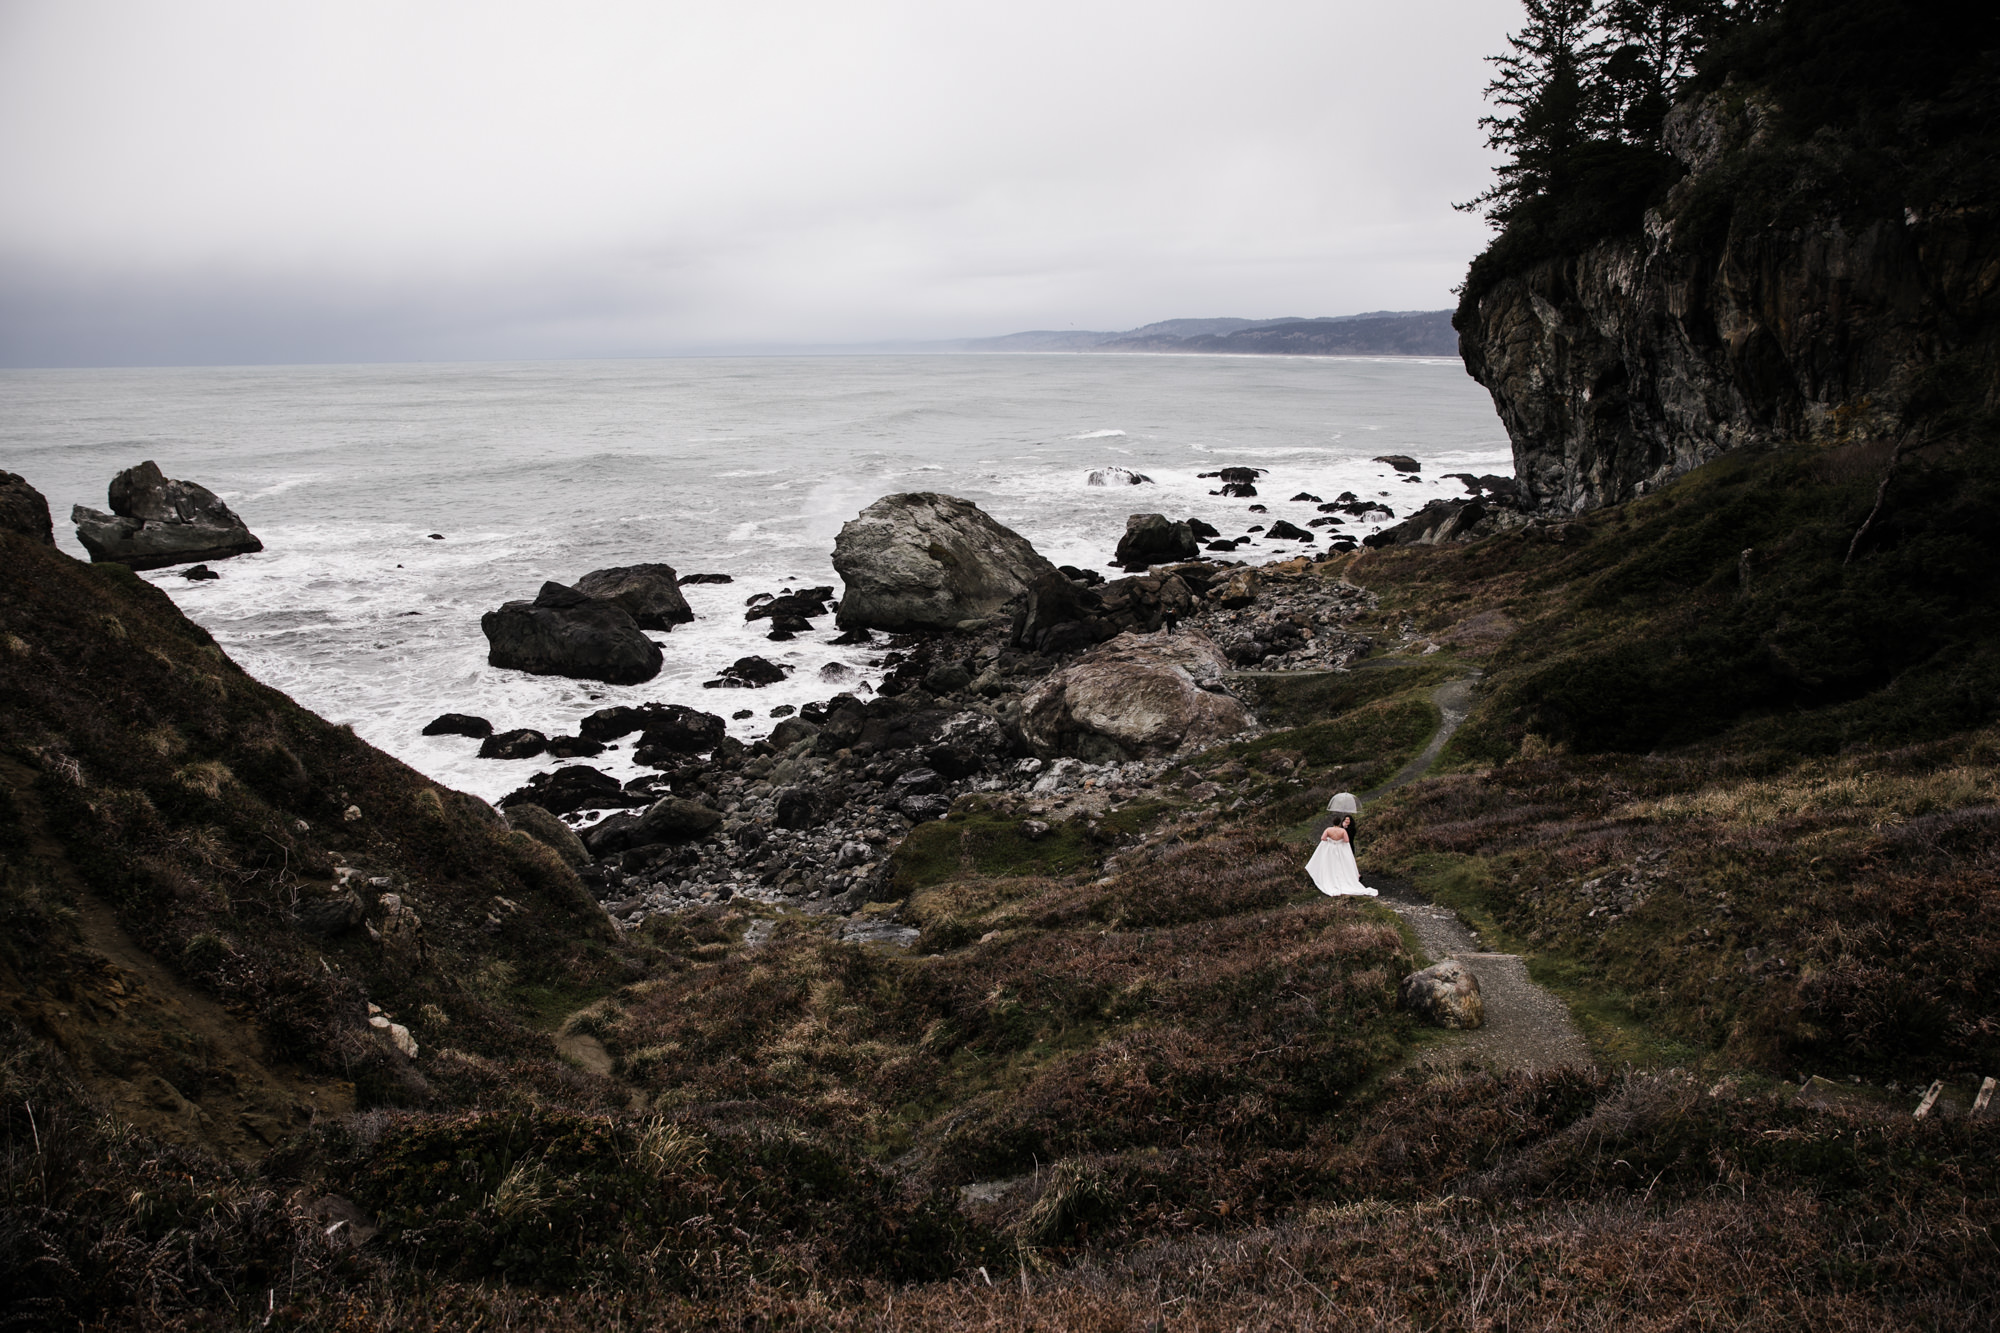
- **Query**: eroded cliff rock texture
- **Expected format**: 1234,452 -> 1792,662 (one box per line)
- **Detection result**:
1460,92 -> 2000,514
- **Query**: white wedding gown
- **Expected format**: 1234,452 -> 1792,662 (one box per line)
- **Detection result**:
1307,837 -> 1376,897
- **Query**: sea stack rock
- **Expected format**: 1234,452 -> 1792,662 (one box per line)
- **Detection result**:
1087,466 -> 1153,486
0,471 -> 54,545
831,492 -> 1060,632
573,564 -> 695,631
71,461 -> 263,571
1113,513 -> 1199,568
480,581 -> 664,685
1019,630 -> 1254,763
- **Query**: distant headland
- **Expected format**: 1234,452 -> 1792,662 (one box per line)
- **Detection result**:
921,309 -> 1458,357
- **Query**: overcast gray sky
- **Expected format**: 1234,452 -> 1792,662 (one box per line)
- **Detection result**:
0,0 -> 1516,366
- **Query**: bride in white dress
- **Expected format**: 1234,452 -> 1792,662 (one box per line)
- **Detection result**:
1307,794 -> 1376,897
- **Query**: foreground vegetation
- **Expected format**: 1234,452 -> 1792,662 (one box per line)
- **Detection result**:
8,391 -> 2000,1326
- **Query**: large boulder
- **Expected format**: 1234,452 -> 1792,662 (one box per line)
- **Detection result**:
1113,513 -> 1199,569
583,796 -> 724,856
71,461 -> 263,570
573,564 -> 695,631
481,581 -> 663,685
632,705 -> 728,756
1400,960 -> 1485,1029
0,471 -> 53,545
500,765 -> 643,817
832,493 -> 1060,632
1019,630 -> 1255,762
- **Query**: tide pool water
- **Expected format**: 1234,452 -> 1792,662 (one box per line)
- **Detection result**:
0,353 -> 1509,802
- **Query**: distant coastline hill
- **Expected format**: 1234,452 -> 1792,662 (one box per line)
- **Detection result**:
940,309 -> 1457,356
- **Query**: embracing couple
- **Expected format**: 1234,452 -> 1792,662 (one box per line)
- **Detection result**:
1307,791 -> 1376,897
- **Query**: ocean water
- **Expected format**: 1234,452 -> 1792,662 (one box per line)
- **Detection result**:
0,354 -> 1510,803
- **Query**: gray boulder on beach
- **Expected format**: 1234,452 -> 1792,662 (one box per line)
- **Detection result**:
71,461 -> 263,571
1400,959 -> 1485,1029
481,581 -> 664,685
573,563 -> 695,631
832,492 -> 1060,632
1019,630 -> 1254,762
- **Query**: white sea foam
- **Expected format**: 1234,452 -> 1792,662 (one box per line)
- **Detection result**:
0,354 -> 1509,803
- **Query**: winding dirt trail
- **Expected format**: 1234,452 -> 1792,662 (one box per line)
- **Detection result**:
1320,671 -> 1594,1073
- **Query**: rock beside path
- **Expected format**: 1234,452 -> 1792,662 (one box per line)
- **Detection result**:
0,471 -> 54,545
573,564 -> 695,631
71,461 -> 263,571
481,581 -> 664,685
833,492 -> 1060,632
1019,630 -> 1254,762
1400,959 -> 1485,1029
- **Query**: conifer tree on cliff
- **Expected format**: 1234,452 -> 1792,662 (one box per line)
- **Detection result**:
1458,0 -> 1608,230
1458,0 -> 1731,269
1600,0 -> 1726,144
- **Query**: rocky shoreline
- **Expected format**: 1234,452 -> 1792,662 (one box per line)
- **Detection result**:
455,507 -> 1391,934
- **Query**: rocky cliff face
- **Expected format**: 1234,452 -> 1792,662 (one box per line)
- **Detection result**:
1459,91 -> 2000,514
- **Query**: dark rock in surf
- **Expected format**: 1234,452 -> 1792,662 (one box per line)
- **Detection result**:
478,729 -> 548,760
578,705 -> 652,742
71,461 -> 263,571
677,572 -> 733,585
1113,513 -> 1199,569
546,734 -> 605,758
703,655 -> 788,689
1087,466 -> 1153,486
481,581 -> 663,685
633,705 -> 728,755
1265,519 -> 1313,541
180,564 -> 221,580
573,564 -> 695,631
501,765 -> 640,817
422,713 -> 494,739
1373,455 -> 1421,472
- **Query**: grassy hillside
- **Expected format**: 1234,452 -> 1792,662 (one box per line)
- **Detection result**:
1340,432 -> 2000,1083
8,444 -> 2000,1329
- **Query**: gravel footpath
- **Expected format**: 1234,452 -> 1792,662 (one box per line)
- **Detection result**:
1318,669 -> 1597,1073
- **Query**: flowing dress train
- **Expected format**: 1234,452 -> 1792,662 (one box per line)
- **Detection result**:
1307,837 -> 1376,897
